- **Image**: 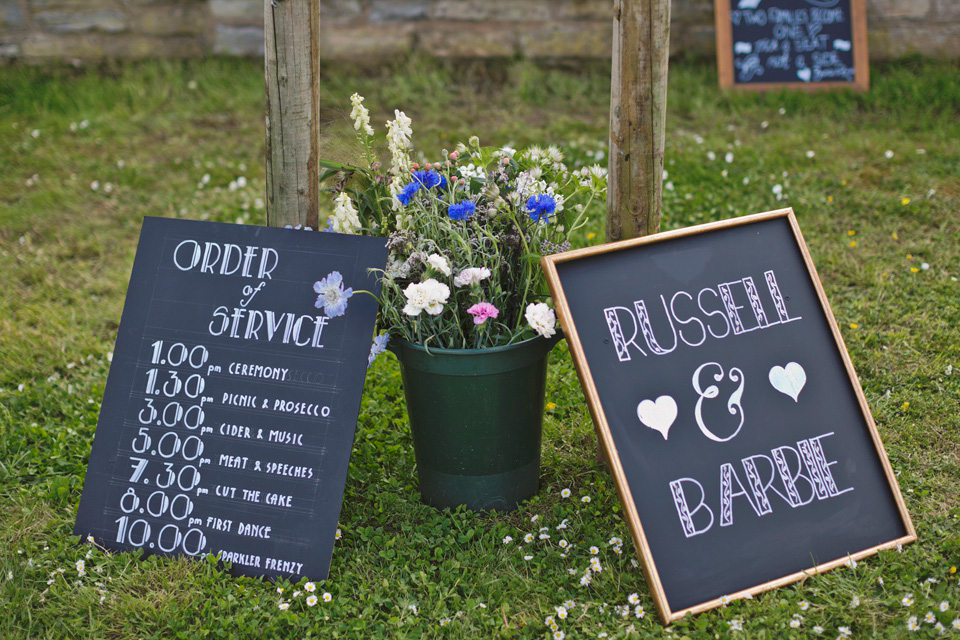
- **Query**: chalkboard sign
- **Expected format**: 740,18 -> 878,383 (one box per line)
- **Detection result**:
74,217 -> 387,582
542,209 -> 914,622
714,0 -> 869,90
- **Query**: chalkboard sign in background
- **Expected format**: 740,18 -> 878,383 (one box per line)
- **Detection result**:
74,217 -> 387,582
543,209 -> 913,622
715,0 -> 869,90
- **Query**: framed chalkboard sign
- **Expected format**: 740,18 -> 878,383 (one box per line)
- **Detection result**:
542,209 -> 914,622
714,0 -> 869,91
74,217 -> 387,582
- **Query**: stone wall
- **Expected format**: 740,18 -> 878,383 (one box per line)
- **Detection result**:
1,0 -> 957,64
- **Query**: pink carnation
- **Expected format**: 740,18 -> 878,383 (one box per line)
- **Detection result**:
467,302 -> 499,325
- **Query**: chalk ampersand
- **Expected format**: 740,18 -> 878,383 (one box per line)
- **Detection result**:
692,362 -> 746,442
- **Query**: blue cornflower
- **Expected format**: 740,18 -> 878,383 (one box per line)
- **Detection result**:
447,201 -> 476,221
436,174 -> 448,190
526,194 -> 556,222
412,170 -> 442,189
396,182 -> 420,206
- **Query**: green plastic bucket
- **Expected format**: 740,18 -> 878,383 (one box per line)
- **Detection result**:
390,333 -> 562,512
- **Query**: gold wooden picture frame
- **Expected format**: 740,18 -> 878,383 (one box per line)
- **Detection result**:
714,0 -> 869,91
542,209 -> 915,623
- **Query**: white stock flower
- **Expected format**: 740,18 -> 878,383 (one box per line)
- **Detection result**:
426,253 -> 451,276
386,110 -> 413,175
403,279 -> 450,316
332,192 -> 361,234
454,267 -> 491,287
349,93 -> 374,136
525,303 -> 557,338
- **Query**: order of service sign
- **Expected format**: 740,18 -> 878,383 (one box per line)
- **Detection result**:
75,217 -> 387,582
542,209 -> 915,622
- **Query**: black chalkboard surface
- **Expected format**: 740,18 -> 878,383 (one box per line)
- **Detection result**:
715,0 -> 869,90
74,217 -> 387,582
543,209 -> 914,622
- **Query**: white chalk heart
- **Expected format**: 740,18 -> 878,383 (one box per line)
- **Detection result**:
833,39 -> 852,52
769,362 -> 806,402
797,67 -> 812,82
637,395 -> 678,440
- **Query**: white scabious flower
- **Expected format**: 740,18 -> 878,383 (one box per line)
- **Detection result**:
458,163 -> 486,181
331,192 -> 361,234
385,256 -> 412,280
526,303 -> 556,338
386,110 -> 413,175
513,170 -> 545,202
349,93 -> 374,136
454,267 -> 491,287
403,279 -> 450,316
426,253 -> 451,276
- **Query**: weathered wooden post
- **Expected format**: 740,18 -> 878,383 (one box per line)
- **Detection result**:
607,0 -> 671,242
600,0 -> 671,464
264,0 -> 321,229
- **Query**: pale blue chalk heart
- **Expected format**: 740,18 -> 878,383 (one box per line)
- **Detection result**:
769,362 -> 806,402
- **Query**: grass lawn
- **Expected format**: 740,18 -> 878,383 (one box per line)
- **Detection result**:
1,55 -> 959,638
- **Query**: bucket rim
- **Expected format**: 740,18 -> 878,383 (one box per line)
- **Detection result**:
388,330 -> 563,358
387,330 -> 564,375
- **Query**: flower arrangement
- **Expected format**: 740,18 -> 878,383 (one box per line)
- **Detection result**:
318,94 -> 606,351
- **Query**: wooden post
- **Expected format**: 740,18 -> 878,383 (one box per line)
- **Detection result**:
600,0 -> 671,465
606,0 -> 671,242
264,0 -> 321,229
